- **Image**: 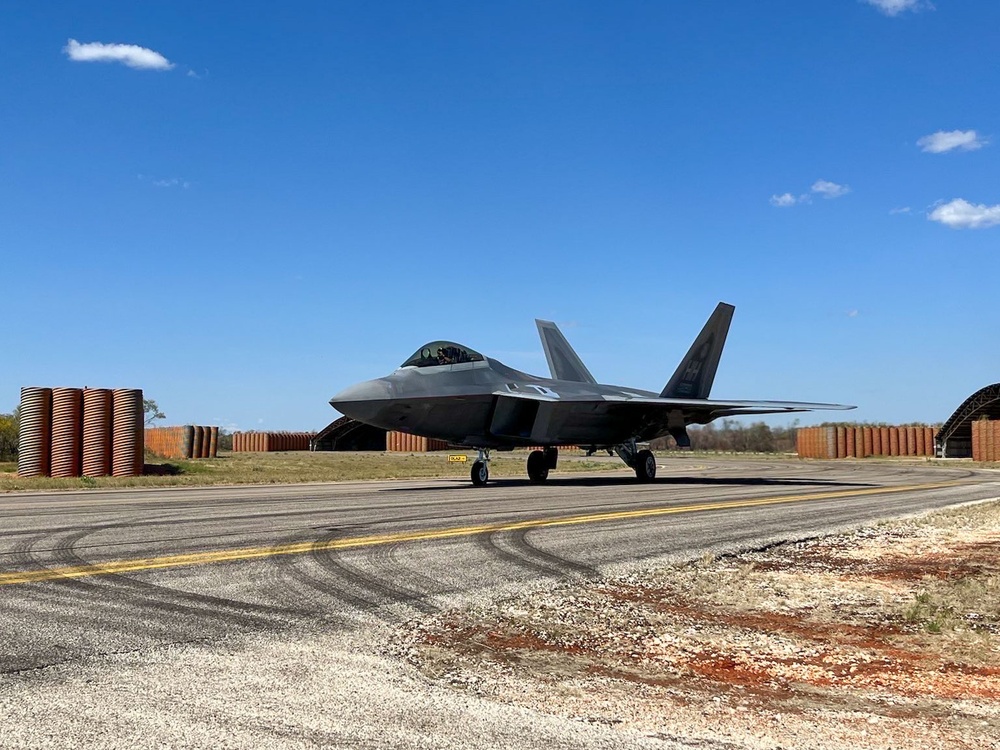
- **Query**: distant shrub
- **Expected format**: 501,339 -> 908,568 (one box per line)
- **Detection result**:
0,413 -> 17,462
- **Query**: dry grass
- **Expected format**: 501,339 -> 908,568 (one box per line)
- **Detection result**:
0,450 -> 622,492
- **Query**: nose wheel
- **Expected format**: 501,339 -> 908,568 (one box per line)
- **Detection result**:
471,449 -> 491,486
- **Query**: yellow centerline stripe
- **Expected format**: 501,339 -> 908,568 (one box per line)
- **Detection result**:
0,480 -> 963,586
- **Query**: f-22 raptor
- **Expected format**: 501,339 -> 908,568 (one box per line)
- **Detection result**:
330,303 -> 853,486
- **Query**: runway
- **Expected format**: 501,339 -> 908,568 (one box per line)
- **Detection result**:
0,458 -> 997,748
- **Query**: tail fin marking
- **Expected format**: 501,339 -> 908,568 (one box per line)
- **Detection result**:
660,302 -> 735,399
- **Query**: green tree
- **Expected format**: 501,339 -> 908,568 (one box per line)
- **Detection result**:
746,422 -> 776,453
0,412 -> 17,461
143,399 -> 166,427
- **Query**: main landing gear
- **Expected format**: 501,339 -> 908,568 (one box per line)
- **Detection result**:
614,439 -> 657,483
527,447 -> 558,483
470,444 -> 655,485
470,447 -> 560,486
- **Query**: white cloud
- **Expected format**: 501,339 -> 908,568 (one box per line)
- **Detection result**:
847,309 -> 860,318
928,198 -> 1000,229
889,206 -> 911,215
152,178 -> 191,189
863,0 -> 933,17
63,38 -> 174,70
811,179 -> 850,199
917,129 -> 987,153
771,179 -> 850,207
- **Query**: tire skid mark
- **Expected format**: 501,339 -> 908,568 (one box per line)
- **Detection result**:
309,533 -> 440,618
270,529 -> 385,618
2,532 -> 50,574
369,541 -> 456,600
509,528 -> 599,579
477,529 -> 569,580
40,526 -> 289,631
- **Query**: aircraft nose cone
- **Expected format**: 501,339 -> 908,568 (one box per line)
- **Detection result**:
329,379 -> 395,422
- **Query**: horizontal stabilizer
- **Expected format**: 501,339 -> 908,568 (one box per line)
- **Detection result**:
536,319 -> 597,384
661,302 -> 734,399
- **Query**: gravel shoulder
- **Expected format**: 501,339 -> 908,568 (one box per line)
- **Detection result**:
394,499 -> 1000,749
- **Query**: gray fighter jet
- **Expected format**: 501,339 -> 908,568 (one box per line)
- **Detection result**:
330,303 -> 853,486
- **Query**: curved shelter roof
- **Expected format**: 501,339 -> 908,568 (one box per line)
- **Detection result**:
936,383 -> 1000,458
313,415 -> 387,451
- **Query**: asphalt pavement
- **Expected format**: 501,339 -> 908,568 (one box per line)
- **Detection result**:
0,458 -> 996,748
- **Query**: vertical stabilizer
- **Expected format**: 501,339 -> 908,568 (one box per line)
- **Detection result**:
535,320 -> 598,384
660,302 -> 735,399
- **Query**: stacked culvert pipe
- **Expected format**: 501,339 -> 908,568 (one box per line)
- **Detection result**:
231,431 -> 316,452
112,388 -> 144,478
144,425 -> 220,459
50,388 -> 83,478
17,385 -> 144,478
796,425 -> 938,459
17,387 -> 52,478
192,426 -> 204,460
83,388 -> 112,477
183,425 -> 195,459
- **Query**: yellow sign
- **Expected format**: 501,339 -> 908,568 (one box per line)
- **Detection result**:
448,454 -> 468,463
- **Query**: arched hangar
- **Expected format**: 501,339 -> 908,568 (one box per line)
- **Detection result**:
312,416 -> 388,451
936,383 -> 1000,458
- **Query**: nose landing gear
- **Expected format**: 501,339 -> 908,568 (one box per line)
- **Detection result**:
471,448 -> 491,486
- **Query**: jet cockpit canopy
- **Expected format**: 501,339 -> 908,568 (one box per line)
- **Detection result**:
401,341 -> 485,368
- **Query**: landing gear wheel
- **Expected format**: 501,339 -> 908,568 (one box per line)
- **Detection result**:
634,449 -> 656,482
471,460 -> 489,486
526,450 -> 549,483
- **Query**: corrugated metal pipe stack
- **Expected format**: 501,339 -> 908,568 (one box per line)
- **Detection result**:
231,431 -> 315,452
17,386 -> 144,478
796,425 -> 938,459
386,432 -> 449,452
145,426 -> 219,460
971,420 -> 1000,461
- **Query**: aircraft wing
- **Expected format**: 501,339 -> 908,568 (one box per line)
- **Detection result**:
600,395 -> 855,415
496,389 -> 852,413
492,389 -> 853,444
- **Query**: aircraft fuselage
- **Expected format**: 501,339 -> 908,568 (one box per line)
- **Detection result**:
331,358 -> 662,449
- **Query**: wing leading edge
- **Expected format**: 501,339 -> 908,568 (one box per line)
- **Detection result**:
498,388 -> 853,414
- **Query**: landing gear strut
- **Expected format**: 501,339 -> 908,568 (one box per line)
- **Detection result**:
471,448 -> 491,486
527,447 -> 558,483
614,439 -> 657,483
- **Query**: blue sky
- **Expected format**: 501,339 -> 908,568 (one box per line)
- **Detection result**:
2,0 -> 998,432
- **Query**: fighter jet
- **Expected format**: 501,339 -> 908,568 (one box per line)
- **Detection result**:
330,303 -> 854,486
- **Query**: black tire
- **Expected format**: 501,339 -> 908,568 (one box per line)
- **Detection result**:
634,449 -> 656,482
471,460 -> 489,486
526,450 -> 549,483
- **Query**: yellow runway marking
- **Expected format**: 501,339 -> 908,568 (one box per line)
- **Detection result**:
0,481 -> 965,587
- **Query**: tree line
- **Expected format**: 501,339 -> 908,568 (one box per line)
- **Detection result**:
649,419 -> 800,453
0,410 -> 17,462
